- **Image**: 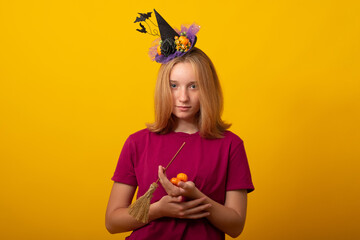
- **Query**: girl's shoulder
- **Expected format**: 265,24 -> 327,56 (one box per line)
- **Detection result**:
129,128 -> 150,137
127,128 -> 152,141
222,130 -> 244,144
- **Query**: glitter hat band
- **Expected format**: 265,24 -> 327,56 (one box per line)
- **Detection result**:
134,9 -> 200,64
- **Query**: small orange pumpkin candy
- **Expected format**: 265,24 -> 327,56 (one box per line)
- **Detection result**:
178,36 -> 189,46
170,177 -> 180,186
176,173 -> 188,182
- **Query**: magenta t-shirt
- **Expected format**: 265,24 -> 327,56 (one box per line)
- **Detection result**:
112,129 -> 254,240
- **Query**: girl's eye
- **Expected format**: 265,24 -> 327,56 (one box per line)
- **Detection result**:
170,84 -> 177,88
190,84 -> 196,89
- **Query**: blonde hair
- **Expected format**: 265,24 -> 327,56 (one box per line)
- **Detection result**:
146,47 -> 231,139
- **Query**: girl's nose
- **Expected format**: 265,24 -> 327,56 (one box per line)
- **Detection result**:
179,88 -> 189,102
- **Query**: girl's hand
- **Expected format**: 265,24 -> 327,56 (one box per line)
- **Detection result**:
157,166 -> 247,238
158,166 -> 202,199
153,195 -> 211,219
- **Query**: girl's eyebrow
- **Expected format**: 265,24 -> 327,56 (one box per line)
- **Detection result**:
169,80 -> 197,84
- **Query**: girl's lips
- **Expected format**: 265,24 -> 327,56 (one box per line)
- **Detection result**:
177,106 -> 191,111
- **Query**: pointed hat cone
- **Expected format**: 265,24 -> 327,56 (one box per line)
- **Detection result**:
154,9 -> 179,41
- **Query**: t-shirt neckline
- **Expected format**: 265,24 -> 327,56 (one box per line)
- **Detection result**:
170,131 -> 199,138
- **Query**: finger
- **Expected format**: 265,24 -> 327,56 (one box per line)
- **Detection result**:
181,197 -> 207,209
158,165 -> 166,179
178,181 -> 194,190
158,166 -> 181,196
158,166 -> 168,185
168,196 -> 182,203
177,181 -> 185,188
182,203 -> 212,216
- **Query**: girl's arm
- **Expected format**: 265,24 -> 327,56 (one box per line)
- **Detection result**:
187,187 -> 247,238
158,166 -> 248,238
105,182 -> 211,234
105,182 -> 148,233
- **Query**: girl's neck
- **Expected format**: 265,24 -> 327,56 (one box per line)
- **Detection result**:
173,119 -> 198,134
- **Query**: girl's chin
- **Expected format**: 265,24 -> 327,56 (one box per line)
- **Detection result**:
173,113 -> 196,122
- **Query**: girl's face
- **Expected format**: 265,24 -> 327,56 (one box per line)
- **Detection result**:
169,62 -> 200,124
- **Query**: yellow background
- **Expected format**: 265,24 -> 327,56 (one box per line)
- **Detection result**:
1,0 -> 359,239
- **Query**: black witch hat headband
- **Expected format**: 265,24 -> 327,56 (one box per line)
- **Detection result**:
134,9 -> 200,64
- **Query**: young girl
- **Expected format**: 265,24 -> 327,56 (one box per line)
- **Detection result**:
106,10 -> 254,240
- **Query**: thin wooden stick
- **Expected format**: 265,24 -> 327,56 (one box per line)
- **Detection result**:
155,142 -> 186,184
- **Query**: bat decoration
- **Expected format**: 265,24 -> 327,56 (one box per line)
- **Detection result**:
133,11 -> 159,37
139,12 -> 152,20
136,23 -> 147,33
134,16 -> 145,23
134,12 -> 152,23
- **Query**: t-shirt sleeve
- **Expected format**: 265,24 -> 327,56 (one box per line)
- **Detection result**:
111,136 -> 138,186
226,138 -> 255,193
